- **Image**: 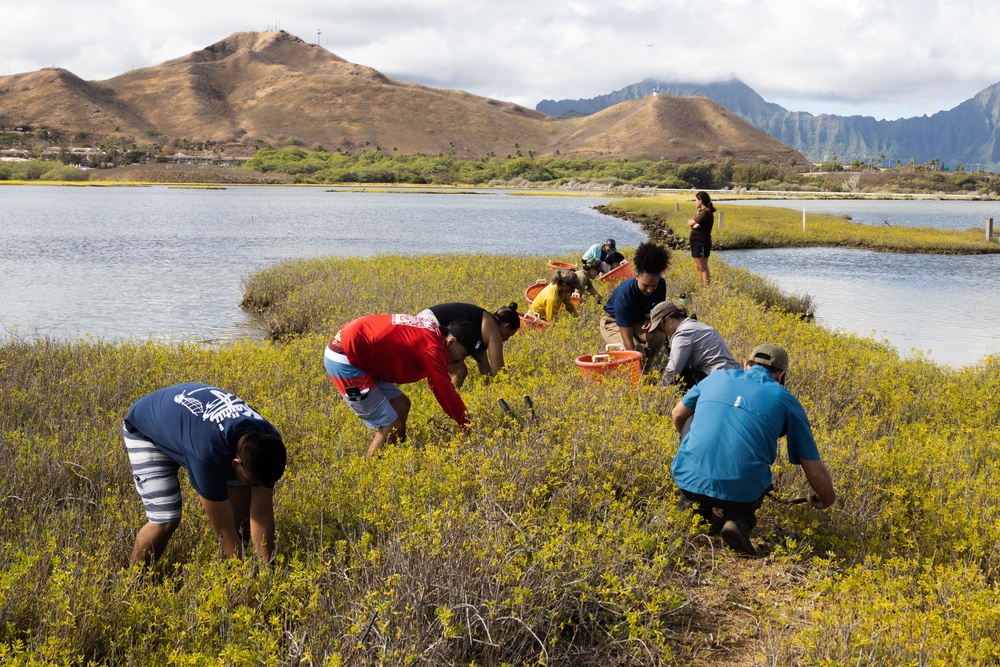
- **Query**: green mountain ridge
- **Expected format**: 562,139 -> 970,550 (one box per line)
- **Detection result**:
537,78 -> 1000,171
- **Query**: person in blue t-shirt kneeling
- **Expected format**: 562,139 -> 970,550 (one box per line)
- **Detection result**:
122,382 -> 287,566
669,344 -> 836,556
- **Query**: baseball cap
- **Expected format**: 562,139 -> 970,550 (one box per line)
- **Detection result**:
604,238 -> 617,251
644,301 -> 684,331
442,320 -> 483,356
582,258 -> 602,271
749,344 -> 789,372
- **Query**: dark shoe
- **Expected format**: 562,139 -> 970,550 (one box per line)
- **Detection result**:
721,520 -> 756,556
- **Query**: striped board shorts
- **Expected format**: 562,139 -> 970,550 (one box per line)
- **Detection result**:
324,335 -> 403,428
122,424 -> 183,523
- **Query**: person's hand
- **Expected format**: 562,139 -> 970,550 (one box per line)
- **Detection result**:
807,491 -> 832,510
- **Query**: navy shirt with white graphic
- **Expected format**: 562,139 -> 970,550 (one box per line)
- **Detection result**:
124,382 -> 280,502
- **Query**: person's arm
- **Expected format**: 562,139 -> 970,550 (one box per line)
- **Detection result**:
660,328 -> 692,387
618,324 -> 640,354
199,496 -> 243,558
587,283 -> 600,298
688,209 -> 706,229
800,459 -> 836,509
671,401 -> 694,434
425,350 -> 471,428
481,317 -> 505,375
248,486 -> 277,562
563,293 -> 577,315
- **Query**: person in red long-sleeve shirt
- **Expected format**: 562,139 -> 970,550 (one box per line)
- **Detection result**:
324,314 -> 481,461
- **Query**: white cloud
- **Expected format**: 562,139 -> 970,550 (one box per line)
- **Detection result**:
3,0 -> 1000,120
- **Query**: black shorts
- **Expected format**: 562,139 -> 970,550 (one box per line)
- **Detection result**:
690,242 -> 711,258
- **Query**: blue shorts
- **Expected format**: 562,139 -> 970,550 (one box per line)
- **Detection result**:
324,346 -> 403,428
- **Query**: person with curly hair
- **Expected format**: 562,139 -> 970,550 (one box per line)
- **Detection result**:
600,241 -> 670,362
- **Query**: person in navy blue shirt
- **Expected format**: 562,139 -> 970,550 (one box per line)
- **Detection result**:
600,241 -> 671,365
123,382 -> 287,565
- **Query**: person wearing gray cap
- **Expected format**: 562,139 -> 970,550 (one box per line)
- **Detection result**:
669,344 -> 836,555
582,238 -> 617,265
643,301 -> 740,388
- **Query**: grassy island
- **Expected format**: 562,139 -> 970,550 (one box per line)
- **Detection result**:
1,253 -> 999,665
602,196 -> 1000,255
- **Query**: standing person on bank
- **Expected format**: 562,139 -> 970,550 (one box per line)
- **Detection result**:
123,382 -> 287,566
688,191 -> 716,286
416,302 -> 521,387
600,241 -> 671,363
529,269 -> 583,322
643,301 -> 740,388
670,344 -> 836,555
324,314 -> 479,461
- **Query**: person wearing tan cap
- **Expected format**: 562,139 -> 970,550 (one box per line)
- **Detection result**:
669,344 -> 836,556
529,269 -> 582,322
643,301 -> 740,388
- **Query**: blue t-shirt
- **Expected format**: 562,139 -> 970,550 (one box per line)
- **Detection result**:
603,276 -> 666,328
671,366 -> 820,503
582,243 -> 604,261
124,382 -> 281,502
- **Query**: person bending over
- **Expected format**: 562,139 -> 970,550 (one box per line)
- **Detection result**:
324,314 -> 477,461
644,300 -> 740,388
416,302 -> 520,387
123,382 -> 287,566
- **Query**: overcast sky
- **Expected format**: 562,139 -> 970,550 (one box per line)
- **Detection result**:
5,0 -> 1000,121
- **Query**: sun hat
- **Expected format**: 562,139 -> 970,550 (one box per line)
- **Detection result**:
644,301 -> 685,331
749,343 -> 789,372
442,320 -> 483,355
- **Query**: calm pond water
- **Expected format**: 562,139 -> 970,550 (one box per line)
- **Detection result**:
717,198 -> 1000,368
0,185 -> 640,342
2,187 -> 998,367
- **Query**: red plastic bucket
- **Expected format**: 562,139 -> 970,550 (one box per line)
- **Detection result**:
548,260 -> 578,272
599,260 -> 634,286
575,350 -> 643,385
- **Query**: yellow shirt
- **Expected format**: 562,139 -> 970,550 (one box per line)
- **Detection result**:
529,283 -> 577,322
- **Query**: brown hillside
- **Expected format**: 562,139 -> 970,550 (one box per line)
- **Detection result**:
0,30 -> 806,164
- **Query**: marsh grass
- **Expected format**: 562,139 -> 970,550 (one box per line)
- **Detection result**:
2,253 -> 1000,664
610,196 -> 1000,255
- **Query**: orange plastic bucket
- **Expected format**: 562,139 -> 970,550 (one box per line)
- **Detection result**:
575,349 -> 643,385
599,260 -> 634,286
518,311 -> 549,330
548,260 -> 578,272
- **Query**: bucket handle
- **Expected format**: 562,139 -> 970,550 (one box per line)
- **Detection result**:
592,354 -> 612,363
524,310 -> 542,321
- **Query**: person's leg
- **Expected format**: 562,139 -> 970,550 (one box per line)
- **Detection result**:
600,316 -> 624,348
124,425 -> 184,566
719,495 -> 765,555
131,520 -> 181,566
678,489 -> 724,534
693,256 -> 711,286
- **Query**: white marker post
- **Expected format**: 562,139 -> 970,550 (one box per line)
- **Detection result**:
803,207 -> 807,232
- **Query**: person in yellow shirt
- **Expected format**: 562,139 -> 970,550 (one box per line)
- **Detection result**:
529,269 -> 582,322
